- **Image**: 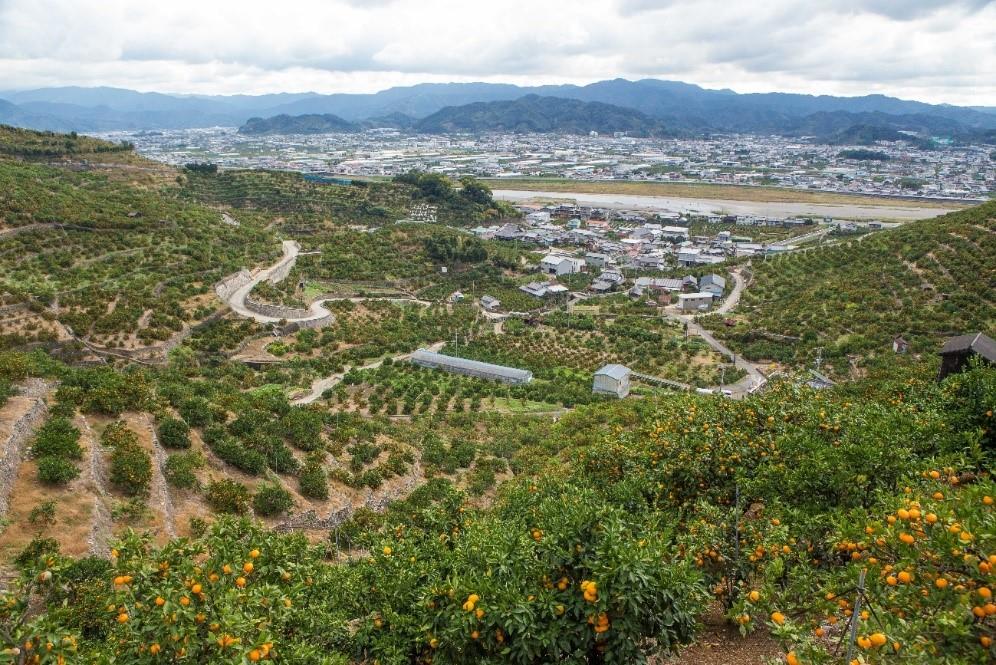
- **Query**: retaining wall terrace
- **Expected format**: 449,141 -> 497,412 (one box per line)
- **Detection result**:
214,270 -> 253,302
243,295 -> 313,320
0,381 -> 50,518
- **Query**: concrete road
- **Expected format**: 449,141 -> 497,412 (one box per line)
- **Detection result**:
715,268 -> 747,315
223,240 -> 335,325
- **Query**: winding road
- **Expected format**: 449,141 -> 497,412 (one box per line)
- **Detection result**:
223,240 -> 335,325
662,268 -> 767,397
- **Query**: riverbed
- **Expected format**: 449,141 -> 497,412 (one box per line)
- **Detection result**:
492,189 -> 961,221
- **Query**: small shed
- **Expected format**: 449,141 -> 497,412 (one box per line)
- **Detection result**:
480,295 -> 500,311
938,332 -> 996,380
593,364 -> 631,398
892,336 -> 909,354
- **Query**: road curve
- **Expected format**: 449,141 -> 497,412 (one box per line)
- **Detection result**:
223,240 -> 333,325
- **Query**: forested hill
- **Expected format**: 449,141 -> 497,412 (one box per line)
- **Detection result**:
238,113 -> 359,135
414,95 -> 670,136
0,124 -> 133,157
705,200 -> 996,376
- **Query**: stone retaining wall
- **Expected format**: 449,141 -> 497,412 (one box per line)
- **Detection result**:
0,383 -> 50,517
214,270 -> 252,301
0,302 -> 29,316
283,314 -> 334,331
274,506 -> 353,533
243,295 -> 312,320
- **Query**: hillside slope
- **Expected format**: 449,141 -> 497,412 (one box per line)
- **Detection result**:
238,113 -> 358,135
705,201 -> 996,374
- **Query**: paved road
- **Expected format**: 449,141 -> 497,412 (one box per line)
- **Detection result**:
662,274 -> 767,397
223,240 -> 335,325
715,268 -> 747,315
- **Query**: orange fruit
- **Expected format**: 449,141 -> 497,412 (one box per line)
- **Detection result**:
770,611 -> 785,625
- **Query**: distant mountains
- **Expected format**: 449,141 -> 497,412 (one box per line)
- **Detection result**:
238,96 -> 671,137
2,79 -> 995,143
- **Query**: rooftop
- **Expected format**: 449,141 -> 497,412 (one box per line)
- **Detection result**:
595,364 -> 631,380
410,349 -> 533,383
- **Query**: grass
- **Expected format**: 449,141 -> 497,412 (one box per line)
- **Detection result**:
481,177 -> 967,209
490,397 -> 562,414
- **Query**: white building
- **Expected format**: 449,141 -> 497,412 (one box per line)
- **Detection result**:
540,254 -> 585,276
593,364 -> 631,398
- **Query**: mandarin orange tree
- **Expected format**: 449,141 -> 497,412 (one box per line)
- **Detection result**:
353,479 -> 706,664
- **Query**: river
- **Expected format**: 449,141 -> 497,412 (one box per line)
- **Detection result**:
492,189 -> 962,221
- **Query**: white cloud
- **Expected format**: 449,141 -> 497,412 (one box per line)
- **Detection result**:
0,0 -> 993,105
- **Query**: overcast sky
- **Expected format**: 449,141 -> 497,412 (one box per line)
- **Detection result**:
1,0 -> 994,105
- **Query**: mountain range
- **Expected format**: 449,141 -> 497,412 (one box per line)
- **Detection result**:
238,95 -> 672,137
2,79 -> 995,141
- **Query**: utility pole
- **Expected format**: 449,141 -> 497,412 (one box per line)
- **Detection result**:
815,347 -> 823,373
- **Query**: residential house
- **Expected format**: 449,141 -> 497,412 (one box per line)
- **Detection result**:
678,292 -> 714,312
585,252 -> 612,270
661,226 -> 690,242
480,295 -> 501,312
700,274 -> 726,297
540,254 -> 585,276
494,223 -> 523,241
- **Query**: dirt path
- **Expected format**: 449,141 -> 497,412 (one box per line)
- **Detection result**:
660,605 -> 783,665
292,340 -> 446,405
79,415 -> 114,557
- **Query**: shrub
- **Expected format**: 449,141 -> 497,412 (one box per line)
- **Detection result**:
206,479 -> 251,514
209,436 -> 267,475
28,500 -> 56,527
102,422 -> 152,496
281,407 -> 324,451
13,536 -> 59,569
163,451 -> 203,489
253,482 -> 294,517
299,463 -> 329,500
178,397 -> 213,427
157,416 -> 191,449
32,417 -> 82,460
37,455 -> 79,485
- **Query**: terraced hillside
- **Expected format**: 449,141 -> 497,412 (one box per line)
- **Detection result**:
0,158 -> 277,350
704,201 -> 996,376
181,168 -> 510,228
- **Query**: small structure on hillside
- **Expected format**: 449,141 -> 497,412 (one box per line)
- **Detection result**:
892,336 -> 909,354
807,369 -> 836,390
479,295 -> 500,312
938,332 -> 996,380
593,364 -> 632,398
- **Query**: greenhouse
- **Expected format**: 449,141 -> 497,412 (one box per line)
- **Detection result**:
409,349 -> 533,385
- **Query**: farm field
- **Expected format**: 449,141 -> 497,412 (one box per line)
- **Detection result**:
444,312 -> 744,389
1,127 -> 994,665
